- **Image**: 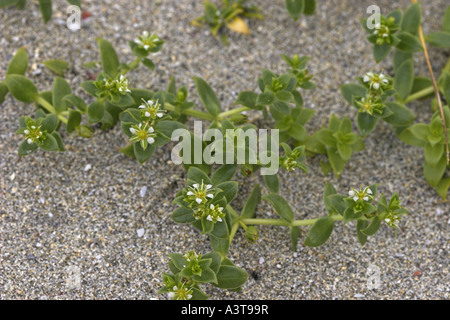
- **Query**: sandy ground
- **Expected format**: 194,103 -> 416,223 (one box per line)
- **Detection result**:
0,0 -> 448,299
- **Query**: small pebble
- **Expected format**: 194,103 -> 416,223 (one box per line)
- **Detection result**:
140,186 -> 147,198
137,228 -> 145,237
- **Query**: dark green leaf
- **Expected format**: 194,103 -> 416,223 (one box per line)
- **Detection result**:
97,38 -> 120,77
5,75 -> 38,103
241,184 -> 261,219
384,102 -> 414,127
394,59 -> 414,101
235,91 -> 258,109
52,77 -> 71,112
304,216 -> 334,247
263,174 -> 279,194
43,59 -> 69,76
340,84 -> 367,106
401,2 -> 421,35
133,142 -> 155,164
216,181 -> 238,203
87,101 -> 105,124
263,193 -> 294,222
285,0 -> 304,21
215,265 -> 247,289
18,140 -> 38,156
193,77 -> 221,116
396,31 -> 423,53
426,31 -> 450,48
373,44 -> 391,63
38,0 -> 52,23
211,165 -> 236,185
7,47 -> 28,75
303,0 -> 316,15
39,134 -> 59,151
41,114 -> 58,133
356,220 -> 369,246
361,216 -> 381,236
187,167 -> 212,185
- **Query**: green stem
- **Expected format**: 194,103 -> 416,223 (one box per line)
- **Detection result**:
229,221 -> 240,245
165,103 -> 215,121
218,107 -> 250,120
404,86 -> 434,104
35,97 -> 68,124
122,58 -> 141,74
241,215 -> 344,227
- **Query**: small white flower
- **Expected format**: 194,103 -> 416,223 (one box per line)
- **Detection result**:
363,75 -> 370,82
207,194 -> 214,199
206,185 -> 212,190
168,292 -> 175,299
24,130 -> 30,135
363,196 -> 369,201
195,198 -> 203,204
207,215 -> 213,222
139,105 -> 145,109
193,184 -> 198,188
187,294 -> 192,300
353,196 -> 359,202
367,188 -> 373,195
145,112 -> 151,117
349,190 -> 355,197
210,204 -> 215,210
130,128 -> 136,134
157,113 -> 164,118
187,191 -> 194,196
147,137 -> 155,144
27,139 -> 33,144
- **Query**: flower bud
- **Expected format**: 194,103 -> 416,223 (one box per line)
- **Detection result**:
245,226 -> 258,244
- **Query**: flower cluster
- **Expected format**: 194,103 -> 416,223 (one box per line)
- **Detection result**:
134,31 -> 164,52
184,251 -> 203,276
345,185 -> 376,215
184,181 -> 224,223
380,193 -> 406,228
280,144 -> 307,173
363,72 -> 391,92
129,122 -> 156,151
94,74 -> 131,97
167,283 -> 194,300
349,186 -> 374,203
355,95 -> 383,116
22,121 -> 44,145
138,99 -> 166,123
372,16 -> 399,45
354,71 -> 393,116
